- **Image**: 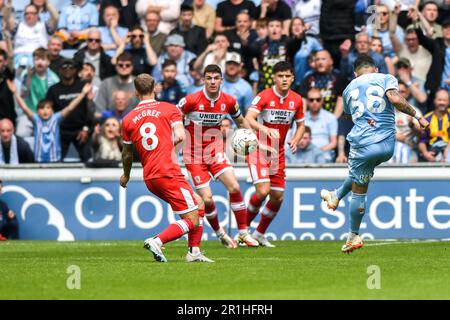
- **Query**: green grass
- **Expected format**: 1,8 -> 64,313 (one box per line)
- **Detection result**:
1,240 -> 449,299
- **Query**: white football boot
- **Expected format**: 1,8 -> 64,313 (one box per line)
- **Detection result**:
237,232 -> 259,247
320,189 -> 339,211
186,251 -> 215,263
143,238 -> 167,262
252,232 -> 276,248
341,233 -> 364,253
217,227 -> 238,249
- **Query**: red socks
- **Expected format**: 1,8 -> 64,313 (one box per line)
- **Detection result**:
247,193 -> 263,226
229,191 -> 248,231
256,201 -> 281,234
205,202 -> 221,232
188,208 -> 204,248
156,218 -> 195,244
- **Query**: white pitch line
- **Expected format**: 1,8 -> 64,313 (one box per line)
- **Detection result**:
364,239 -> 450,247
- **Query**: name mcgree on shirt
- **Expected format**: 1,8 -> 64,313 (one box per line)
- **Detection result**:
132,109 -> 161,124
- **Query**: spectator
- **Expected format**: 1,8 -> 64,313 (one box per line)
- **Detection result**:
8,4 -> 49,70
113,26 -> 157,76
286,17 -> 323,85
143,11 -> 168,56
0,118 -> 34,164
48,36 -> 65,74
319,0 -> 356,66
46,59 -> 93,162
155,59 -> 186,104
366,3 -> 405,59
293,0 -> 321,36
95,52 -> 137,116
415,18 -> 449,110
297,50 -> 345,118
136,0 -> 181,34
245,18 -> 289,92
0,1 -> 15,50
16,48 -> 60,138
215,0 -> 257,33
31,0 -> 59,34
152,34 -> 196,89
221,52 -> 253,114
0,49 -> 16,125
370,36 -> 396,74
97,90 -> 129,122
0,179 -> 19,240
194,33 -> 230,72
395,57 -> 427,111
79,62 -> 100,100
98,5 -> 129,57
92,116 -> 122,162
74,29 -> 115,82
377,0 -> 419,30
9,80 -> 92,163
56,0 -> 99,49
98,0 -> 139,29
418,89 -> 450,162
286,126 -> 325,164
419,0 -> 443,39
391,26 -> 432,83
303,88 -> 338,162
255,17 -> 269,41
192,0 -> 216,39
256,0 -> 292,35
340,32 -> 388,80
224,11 -> 258,77
170,3 -> 208,55
390,80 -> 423,163
186,58 -> 203,94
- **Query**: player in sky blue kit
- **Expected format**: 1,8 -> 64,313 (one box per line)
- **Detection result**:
320,55 -> 429,253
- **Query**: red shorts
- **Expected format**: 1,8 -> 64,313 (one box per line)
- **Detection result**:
184,151 -> 233,189
145,176 -> 198,215
246,149 -> 286,191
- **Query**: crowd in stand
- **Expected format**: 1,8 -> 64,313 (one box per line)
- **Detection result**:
0,0 -> 448,166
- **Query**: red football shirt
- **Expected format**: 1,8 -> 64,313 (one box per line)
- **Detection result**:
249,87 -> 304,153
177,89 -> 241,160
121,99 -> 184,180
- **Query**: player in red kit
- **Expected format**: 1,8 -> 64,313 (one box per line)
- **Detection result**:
245,61 -> 306,247
177,64 -> 259,248
120,73 -> 213,263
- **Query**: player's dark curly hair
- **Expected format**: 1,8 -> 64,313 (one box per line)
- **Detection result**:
272,61 -> 294,75
354,54 -> 376,71
203,64 -> 222,77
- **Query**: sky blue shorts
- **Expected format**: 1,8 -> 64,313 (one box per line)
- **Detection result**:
348,136 -> 395,186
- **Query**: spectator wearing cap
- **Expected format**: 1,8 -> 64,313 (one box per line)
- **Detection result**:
215,0 -> 257,33
74,29 -> 115,83
414,17 -> 449,110
390,22 -> 432,83
136,0 -> 182,34
144,11 -> 168,56
221,52 -> 253,114
155,59 -> 187,105
340,32 -> 388,81
256,0 -> 292,36
0,179 -> 19,240
418,89 -> 450,162
95,52 -> 137,117
152,34 -> 197,88
113,25 -> 157,76
192,0 -> 216,39
46,58 -> 94,162
170,3 -> 208,55
56,0 -> 99,48
98,5 -> 129,57
193,33 -> 230,73
98,0 -> 139,29
395,57 -> 427,111
285,126 -> 325,164
0,118 -> 34,164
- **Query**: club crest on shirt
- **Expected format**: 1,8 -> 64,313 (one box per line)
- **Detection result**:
221,104 -> 226,111
289,101 -> 295,109
270,101 -> 275,107
199,104 -> 204,110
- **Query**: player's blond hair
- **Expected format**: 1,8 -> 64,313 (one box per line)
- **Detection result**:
134,74 -> 155,96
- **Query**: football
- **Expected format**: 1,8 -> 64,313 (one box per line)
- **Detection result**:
232,129 -> 258,156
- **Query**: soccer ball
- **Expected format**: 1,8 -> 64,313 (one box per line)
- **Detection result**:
232,129 -> 258,156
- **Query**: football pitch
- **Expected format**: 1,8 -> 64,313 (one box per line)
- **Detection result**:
1,240 -> 449,300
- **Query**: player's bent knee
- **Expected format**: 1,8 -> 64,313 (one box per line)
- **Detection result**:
255,185 -> 270,199
193,193 -> 205,211
226,183 -> 241,194
182,210 -> 200,228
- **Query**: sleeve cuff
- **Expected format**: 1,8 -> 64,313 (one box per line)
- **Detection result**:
123,141 -> 133,145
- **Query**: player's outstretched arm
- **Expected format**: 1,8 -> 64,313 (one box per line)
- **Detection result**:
386,89 -> 429,129
120,143 -> 133,188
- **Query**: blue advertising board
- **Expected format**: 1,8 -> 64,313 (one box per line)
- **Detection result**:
2,178 -> 449,240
